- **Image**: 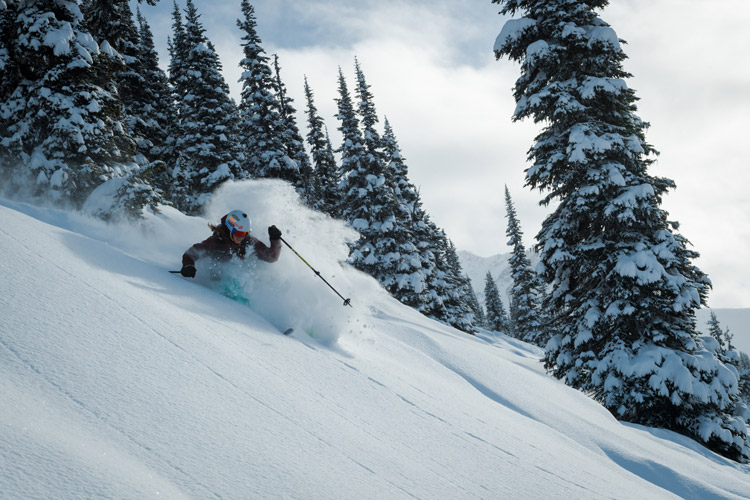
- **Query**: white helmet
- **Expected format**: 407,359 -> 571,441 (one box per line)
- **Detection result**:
225,210 -> 251,239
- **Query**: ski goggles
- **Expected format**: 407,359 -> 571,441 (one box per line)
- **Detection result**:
232,230 -> 248,240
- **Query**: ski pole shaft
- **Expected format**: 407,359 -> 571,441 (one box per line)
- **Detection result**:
279,236 -> 352,307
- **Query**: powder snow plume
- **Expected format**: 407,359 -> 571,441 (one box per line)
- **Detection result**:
194,179 -> 381,345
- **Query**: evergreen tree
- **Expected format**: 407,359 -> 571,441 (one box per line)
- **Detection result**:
485,271 -> 510,334
441,240 -> 476,333
272,54 -> 312,197
335,68 -> 398,289
82,0 -> 167,217
1,0 -> 134,206
349,62 -> 429,310
354,58 -> 386,168
708,311 -> 735,355
466,278 -> 486,328
738,352 -> 750,403
236,0 -> 296,182
304,76 -> 340,216
134,6 -> 177,170
494,0 -> 748,461
0,1 -> 17,105
167,0 -> 187,97
0,1 -> 18,157
504,185 -> 545,343
381,117 -> 430,309
169,0 -> 243,213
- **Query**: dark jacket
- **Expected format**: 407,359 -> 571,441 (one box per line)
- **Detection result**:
182,215 -> 281,268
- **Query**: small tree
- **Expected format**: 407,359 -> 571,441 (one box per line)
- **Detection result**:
504,185 -> 545,344
466,279 -> 486,328
485,271 -> 510,334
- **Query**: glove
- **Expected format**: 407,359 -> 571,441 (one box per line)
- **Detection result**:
180,264 -> 196,278
268,225 -> 282,240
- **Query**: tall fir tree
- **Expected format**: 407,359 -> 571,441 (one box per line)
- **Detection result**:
493,0 -> 748,461
350,62 -> 428,308
381,117 -> 430,309
504,185 -> 545,344
303,76 -> 340,217
354,58 -> 386,168
81,0 -> 166,218
1,0 -> 134,206
335,68 -> 398,289
134,6 -> 177,170
236,0 -> 296,182
272,54 -> 312,197
485,271 -> 510,334
169,0 -> 243,213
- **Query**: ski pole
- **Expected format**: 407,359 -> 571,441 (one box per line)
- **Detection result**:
279,236 -> 352,308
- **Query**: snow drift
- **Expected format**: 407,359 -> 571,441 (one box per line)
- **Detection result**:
1,180 -> 749,499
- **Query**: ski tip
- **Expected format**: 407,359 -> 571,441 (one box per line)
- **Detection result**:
282,328 -> 294,336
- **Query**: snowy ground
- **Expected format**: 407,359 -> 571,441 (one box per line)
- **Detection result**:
1,180 -> 749,499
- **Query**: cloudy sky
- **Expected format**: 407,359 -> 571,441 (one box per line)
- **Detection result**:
133,0 -> 750,309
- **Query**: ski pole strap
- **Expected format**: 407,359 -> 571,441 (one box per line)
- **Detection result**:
280,236 -> 353,308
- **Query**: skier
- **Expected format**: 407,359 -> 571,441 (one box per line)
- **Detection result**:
179,210 -> 282,278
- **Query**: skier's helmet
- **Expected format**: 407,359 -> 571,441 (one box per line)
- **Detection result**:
225,210 -> 251,240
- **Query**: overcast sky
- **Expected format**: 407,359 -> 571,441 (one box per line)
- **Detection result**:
134,0 -> 750,309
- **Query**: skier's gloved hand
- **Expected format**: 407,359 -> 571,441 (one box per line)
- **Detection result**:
268,225 -> 282,240
180,264 -> 196,278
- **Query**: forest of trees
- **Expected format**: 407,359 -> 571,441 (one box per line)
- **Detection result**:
0,0 -> 476,332
0,0 -> 747,463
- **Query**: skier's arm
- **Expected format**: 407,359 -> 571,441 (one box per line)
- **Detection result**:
250,226 -> 283,263
182,235 -> 220,267
251,238 -> 282,263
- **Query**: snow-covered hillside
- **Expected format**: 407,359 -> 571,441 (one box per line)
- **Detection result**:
2,181 -> 749,499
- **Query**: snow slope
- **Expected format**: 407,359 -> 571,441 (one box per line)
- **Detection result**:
2,180 -> 749,499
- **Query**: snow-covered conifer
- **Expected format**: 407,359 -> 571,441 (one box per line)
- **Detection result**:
484,271 -> 510,334
1,0 -> 134,206
0,1 -> 17,107
169,0 -> 243,213
338,63 -> 426,309
272,54 -> 312,197
304,77 -> 340,217
504,185 -> 545,343
380,117 -> 429,309
133,7 -> 177,171
494,0 -> 748,461
437,240 -> 476,333
738,352 -> 750,403
708,312 -> 734,354
335,69 -> 396,283
236,0 -> 296,183
354,58 -> 386,167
